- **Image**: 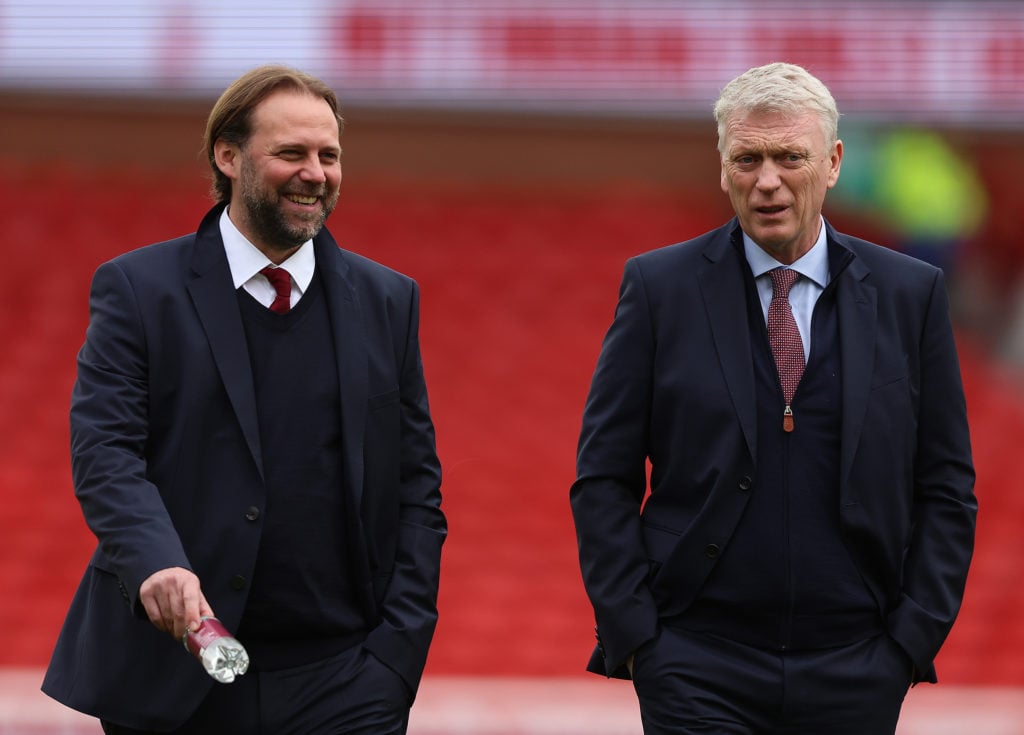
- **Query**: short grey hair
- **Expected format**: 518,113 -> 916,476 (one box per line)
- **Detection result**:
713,62 -> 839,156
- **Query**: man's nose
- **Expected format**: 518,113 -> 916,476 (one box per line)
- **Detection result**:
756,161 -> 782,190
299,155 -> 326,183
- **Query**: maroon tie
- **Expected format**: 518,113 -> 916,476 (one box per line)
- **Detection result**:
260,266 -> 292,314
767,267 -> 805,432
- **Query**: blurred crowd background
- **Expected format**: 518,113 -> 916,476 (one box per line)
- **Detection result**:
1,0 -> 1022,727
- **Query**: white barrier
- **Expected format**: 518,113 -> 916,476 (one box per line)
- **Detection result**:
0,1 -> 1022,124
3,669 -> 1023,734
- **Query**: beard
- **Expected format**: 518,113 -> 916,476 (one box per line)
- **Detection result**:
238,156 -> 339,255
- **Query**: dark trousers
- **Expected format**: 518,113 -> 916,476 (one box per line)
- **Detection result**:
102,645 -> 410,735
632,626 -> 913,735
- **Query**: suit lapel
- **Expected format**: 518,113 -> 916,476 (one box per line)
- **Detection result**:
184,210 -> 370,536
314,233 -> 375,617
698,226 -> 758,462
831,234 -> 877,492
314,233 -> 369,514
186,206 -> 264,479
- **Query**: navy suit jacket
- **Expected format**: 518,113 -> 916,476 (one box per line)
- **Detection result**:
43,204 -> 446,730
571,219 -> 976,684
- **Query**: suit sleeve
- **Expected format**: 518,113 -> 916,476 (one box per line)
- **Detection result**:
570,258 -> 660,677
887,269 -> 977,682
363,279 -> 447,696
70,261 -> 192,612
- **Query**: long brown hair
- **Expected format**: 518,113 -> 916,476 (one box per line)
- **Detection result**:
203,65 -> 344,202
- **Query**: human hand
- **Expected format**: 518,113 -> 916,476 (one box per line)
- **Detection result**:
139,567 -> 214,640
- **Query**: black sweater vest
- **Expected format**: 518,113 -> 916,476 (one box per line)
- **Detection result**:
234,272 -> 366,668
678,255 -> 880,651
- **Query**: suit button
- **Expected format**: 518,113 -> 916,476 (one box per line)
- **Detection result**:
738,476 -> 752,491
244,506 -> 260,521
704,544 -> 721,558
231,575 -> 247,590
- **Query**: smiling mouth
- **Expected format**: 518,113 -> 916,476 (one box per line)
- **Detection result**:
285,194 -> 319,205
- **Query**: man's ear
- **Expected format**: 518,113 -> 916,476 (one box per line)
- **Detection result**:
826,139 -> 843,189
213,140 -> 240,180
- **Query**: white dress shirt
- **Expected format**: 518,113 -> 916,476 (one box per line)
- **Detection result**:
219,207 -> 316,310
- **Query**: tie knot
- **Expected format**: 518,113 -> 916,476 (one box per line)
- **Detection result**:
261,266 -> 291,292
769,267 -> 800,298
260,266 -> 292,313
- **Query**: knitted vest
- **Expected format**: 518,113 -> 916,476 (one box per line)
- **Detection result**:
235,272 -> 366,668
677,254 -> 879,650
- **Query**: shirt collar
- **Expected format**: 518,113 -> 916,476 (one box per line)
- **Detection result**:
219,207 -> 316,291
742,216 -> 830,288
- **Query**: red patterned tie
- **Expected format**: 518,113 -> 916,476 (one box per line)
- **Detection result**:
260,266 -> 292,314
767,267 -> 805,432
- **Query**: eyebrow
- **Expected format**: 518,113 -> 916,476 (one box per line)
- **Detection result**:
271,141 -> 341,154
731,143 -> 811,157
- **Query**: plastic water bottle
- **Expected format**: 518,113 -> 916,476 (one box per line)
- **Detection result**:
183,617 -> 250,683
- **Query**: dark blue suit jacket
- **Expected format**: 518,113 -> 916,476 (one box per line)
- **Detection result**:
571,219 -> 976,684
42,204 -> 446,730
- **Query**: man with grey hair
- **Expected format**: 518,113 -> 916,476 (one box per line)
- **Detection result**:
571,62 -> 976,733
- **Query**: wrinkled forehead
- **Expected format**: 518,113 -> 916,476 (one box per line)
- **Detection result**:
721,108 -> 828,154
